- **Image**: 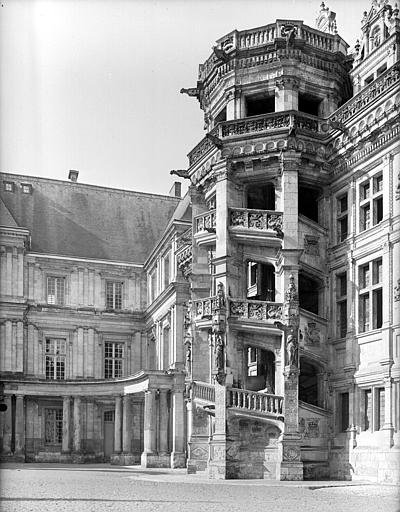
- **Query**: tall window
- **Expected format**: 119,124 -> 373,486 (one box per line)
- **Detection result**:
47,277 -> 65,305
340,392 -> 349,432
104,342 -> 124,378
106,281 -> 123,310
359,173 -> 383,232
336,272 -> 347,338
337,193 -> 348,242
358,259 -> 383,332
45,338 -> 66,380
376,387 -> 385,430
45,409 -> 63,444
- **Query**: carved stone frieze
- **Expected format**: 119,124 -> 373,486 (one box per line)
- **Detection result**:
304,235 -> 320,256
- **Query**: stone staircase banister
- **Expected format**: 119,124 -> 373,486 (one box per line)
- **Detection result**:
194,210 -> 216,234
229,298 -> 283,321
192,381 -> 215,403
227,388 -> 284,416
229,207 -> 283,236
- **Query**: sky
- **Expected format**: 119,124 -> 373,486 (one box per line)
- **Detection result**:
0,0 -> 368,196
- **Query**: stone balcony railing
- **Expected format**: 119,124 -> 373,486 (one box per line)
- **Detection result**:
192,381 -> 216,403
229,208 -> 283,238
229,299 -> 283,322
188,112 -> 323,167
227,388 -> 284,418
194,210 -> 216,235
330,63 -> 400,126
193,296 -> 219,320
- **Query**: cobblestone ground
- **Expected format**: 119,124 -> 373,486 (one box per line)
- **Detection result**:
0,464 -> 399,512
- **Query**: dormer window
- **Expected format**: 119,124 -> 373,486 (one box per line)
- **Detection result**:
21,183 -> 32,194
3,181 -> 14,192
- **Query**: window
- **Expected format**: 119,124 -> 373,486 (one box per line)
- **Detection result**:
377,63 -> 387,77
21,183 -> 32,194
298,186 -> 319,223
359,173 -> 383,232
106,281 -> 122,310
299,273 -> 319,315
340,392 -> 349,432
298,94 -> 321,116
364,74 -> 374,85
45,338 -> 66,380
336,273 -> 347,338
163,253 -> 171,289
363,389 -> 372,430
246,95 -> 275,116
104,342 -> 124,378
337,193 -> 348,242
45,408 -> 63,444
359,259 -> 383,332
376,387 -> 385,430
47,277 -> 65,305
3,181 -> 14,192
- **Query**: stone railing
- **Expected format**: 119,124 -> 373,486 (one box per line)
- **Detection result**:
194,210 -> 216,234
330,64 -> 400,125
218,111 -> 320,139
188,127 -> 219,166
227,388 -> 284,417
229,208 -> 283,237
192,381 -> 215,403
176,227 -> 192,249
193,296 -> 218,319
229,299 -> 283,321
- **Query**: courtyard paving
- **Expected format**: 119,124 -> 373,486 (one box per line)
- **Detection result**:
0,463 -> 399,512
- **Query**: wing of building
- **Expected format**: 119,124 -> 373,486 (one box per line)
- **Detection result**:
0,0 -> 399,483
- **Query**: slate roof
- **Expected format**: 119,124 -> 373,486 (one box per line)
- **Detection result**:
0,173 -> 181,263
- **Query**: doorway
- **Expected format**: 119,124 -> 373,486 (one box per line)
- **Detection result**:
103,410 -> 115,459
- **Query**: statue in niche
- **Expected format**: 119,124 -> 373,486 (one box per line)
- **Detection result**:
214,332 -> 224,372
185,342 -> 191,373
286,333 -> 298,367
216,282 -> 226,309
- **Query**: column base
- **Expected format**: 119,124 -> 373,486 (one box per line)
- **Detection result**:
141,451 -> 171,468
111,453 -> 139,465
170,451 -> 186,469
208,439 -> 227,480
278,461 -> 303,481
381,424 -> 395,448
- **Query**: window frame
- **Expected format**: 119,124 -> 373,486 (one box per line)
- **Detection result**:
336,272 -> 347,338
105,280 -> 123,311
45,338 -> 67,380
336,192 -> 348,243
358,258 -> 383,333
44,408 -> 63,445
104,341 -> 124,379
47,276 -> 66,306
359,172 -> 383,233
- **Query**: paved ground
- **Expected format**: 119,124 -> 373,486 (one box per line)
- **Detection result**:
0,463 -> 399,512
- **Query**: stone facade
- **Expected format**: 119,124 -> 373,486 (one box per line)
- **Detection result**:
0,0 -> 399,484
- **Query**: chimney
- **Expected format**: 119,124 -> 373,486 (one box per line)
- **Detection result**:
169,181 -> 182,198
68,170 -> 79,182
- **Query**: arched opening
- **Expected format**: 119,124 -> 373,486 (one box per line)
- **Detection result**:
299,358 -> 319,406
246,347 -> 275,393
299,273 -> 320,315
247,261 -> 275,302
247,183 -> 275,210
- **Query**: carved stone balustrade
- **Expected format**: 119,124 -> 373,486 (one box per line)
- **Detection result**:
192,381 -> 215,403
193,210 -> 217,246
193,296 -> 218,320
229,299 -> 283,323
229,208 -> 283,241
330,64 -> 400,126
227,388 -> 284,418
218,111 -> 321,140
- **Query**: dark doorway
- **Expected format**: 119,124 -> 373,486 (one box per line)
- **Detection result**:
247,183 -> 275,210
299,359 -> 319,406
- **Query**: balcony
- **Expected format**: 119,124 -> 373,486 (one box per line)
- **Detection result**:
229,298 -> 283,331
193,296 -> 218,324
229,207 -> 283,246
193,210 -> 216,246
227,388 -> 284,420
192,381 -> 215,404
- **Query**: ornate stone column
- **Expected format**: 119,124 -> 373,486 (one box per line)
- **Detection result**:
141,390 -> 157,467
62,396 -> 71,453
122,395 -> 132,454
14,395 -> 25,458
114,395 -> 122,453
73,397 -> 81,453
276,275 -> 303,480
158,390 -> 169,455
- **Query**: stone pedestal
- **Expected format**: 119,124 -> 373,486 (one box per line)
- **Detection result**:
208,382 -> 227,479
277,433 -> 303,480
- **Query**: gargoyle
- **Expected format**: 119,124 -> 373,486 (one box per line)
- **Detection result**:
170,169 -> 189,179
213,46 -> 230,63
205,132 -> 223,149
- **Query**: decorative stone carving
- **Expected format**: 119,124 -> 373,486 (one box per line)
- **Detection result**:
283,446 -> 300,461
304,322 -> 321,344
394,279 -> 400,301
304,235 -> 319,256
280,24 -> 298,47
285,274 -> 299,303
286,334 -> 298,367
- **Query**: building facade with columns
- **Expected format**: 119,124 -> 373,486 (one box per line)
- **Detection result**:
0,0 -> 399,483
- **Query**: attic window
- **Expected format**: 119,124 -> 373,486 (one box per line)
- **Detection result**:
377,63 -> 387,77
3,181 -> 15,192
364,74 -> 374,85
298,94 -> 321,117
21,183 -> 33,194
